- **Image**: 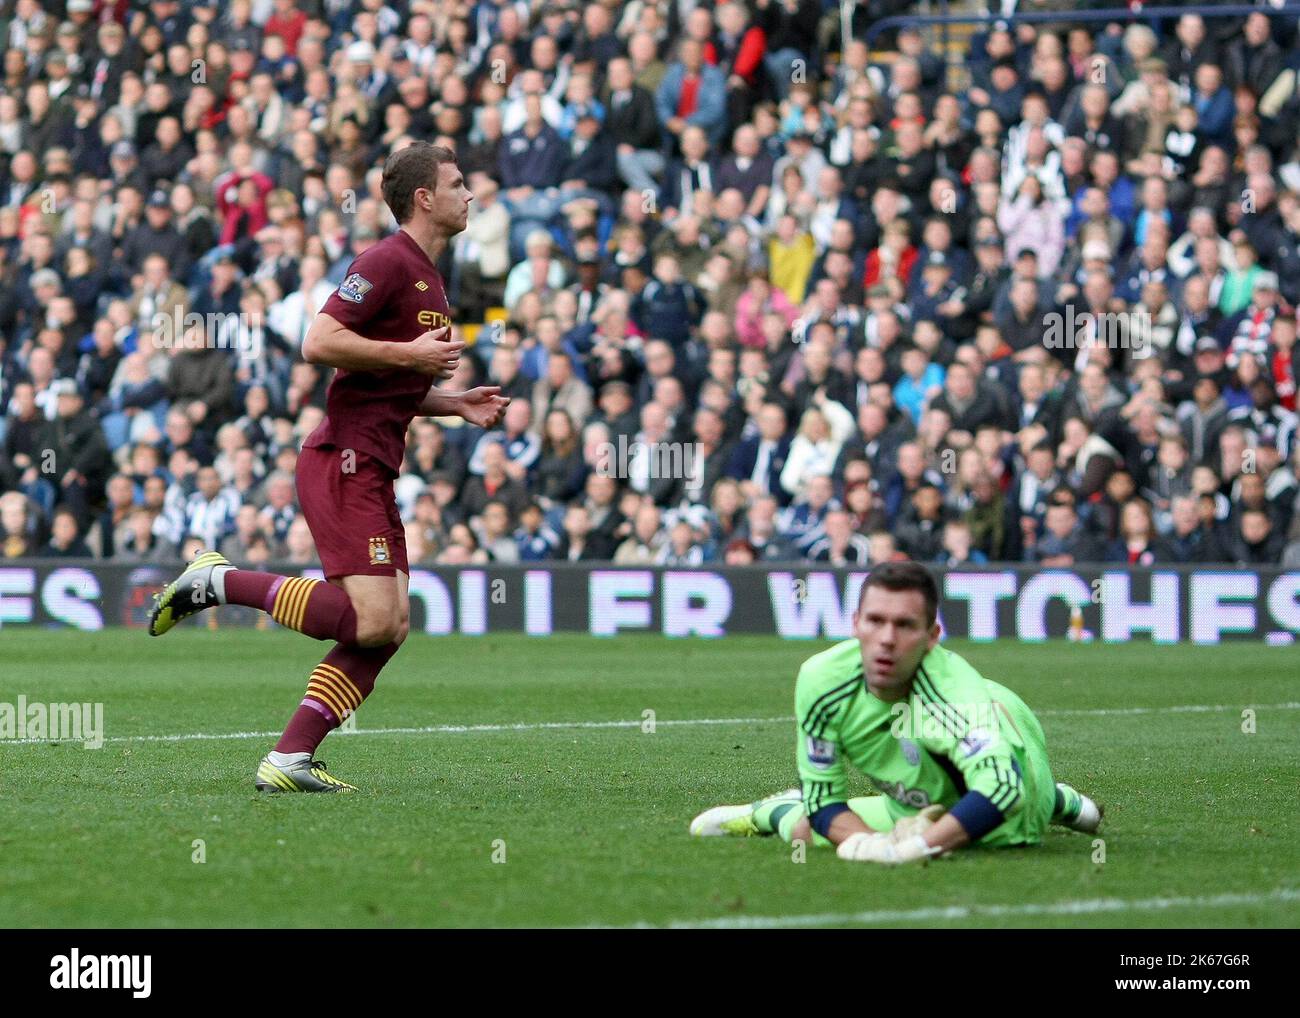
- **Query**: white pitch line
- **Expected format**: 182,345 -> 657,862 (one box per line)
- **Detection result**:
0,715 -> 794,746
610,887 -> 1300,929
1,702 -> 1297,748
1039,702 -> 1300,717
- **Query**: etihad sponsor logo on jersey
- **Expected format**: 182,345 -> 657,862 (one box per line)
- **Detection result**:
870,777 -> 932,809
805,735 -> 837,769
417,309 -> 452,328
338,273 -> 373,303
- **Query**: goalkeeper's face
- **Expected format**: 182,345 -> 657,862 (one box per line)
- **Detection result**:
853,586 -> 941,698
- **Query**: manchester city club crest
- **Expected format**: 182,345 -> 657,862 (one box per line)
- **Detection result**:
368,537 -> 391,565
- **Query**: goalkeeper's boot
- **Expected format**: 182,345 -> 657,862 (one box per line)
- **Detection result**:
255,753 -> 357,793
690,788 -> 801,837
1053,782 -> 1103,833
148,550 -> 232,636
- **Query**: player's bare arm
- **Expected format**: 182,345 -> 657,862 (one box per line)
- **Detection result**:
418,384 -> 510,427
816,809 -> 874,845
303,314 -> 464,378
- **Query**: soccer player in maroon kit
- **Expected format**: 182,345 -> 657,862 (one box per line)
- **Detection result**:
148,144 -> 509,791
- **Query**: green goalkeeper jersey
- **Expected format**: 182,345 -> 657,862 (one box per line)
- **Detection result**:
795,639 -> 1055,846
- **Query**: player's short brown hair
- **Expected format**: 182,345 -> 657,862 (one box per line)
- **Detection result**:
382,142 -> 458,223
858,561 -> 939,627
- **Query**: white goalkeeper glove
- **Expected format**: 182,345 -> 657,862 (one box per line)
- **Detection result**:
888,804 -> 948,842
836,830 -> 939,865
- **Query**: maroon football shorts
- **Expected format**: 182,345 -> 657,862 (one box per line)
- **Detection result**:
295,445 -> 409,581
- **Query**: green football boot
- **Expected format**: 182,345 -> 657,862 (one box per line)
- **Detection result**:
147,551 -> 232,636
255,754 -> 358,793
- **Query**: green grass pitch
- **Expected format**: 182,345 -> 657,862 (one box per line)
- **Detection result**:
1,630 -> 1296,928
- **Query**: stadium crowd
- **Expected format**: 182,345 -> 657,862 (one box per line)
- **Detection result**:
2,0 -> 1300,569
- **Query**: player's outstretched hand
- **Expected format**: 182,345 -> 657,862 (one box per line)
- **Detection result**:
409,326 -> 465,379
459,386 -> 510,429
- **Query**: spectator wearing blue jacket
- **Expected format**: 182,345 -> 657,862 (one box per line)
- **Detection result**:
893,347 -> 946,427
656,39 -> 727,149
1191,64 -> 1235,146
631,254 -> 705,349
498,93 -> 568,258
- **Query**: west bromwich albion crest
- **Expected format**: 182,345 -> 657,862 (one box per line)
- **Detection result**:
368,537 -> 391,565
338,273 -> 373,303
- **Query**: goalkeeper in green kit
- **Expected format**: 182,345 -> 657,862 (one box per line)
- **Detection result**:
690,562 -> 1103,864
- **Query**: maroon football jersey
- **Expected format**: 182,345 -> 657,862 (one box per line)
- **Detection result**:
303,230 -> 452,475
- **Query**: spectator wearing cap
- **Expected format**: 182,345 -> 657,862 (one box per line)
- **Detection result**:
559,108 -> 617,195
943,235 -> 1008,341
189,249 -> 243,323
46,380 -> 110,525
122,187 -> 190,276
910,250 -> 963,324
